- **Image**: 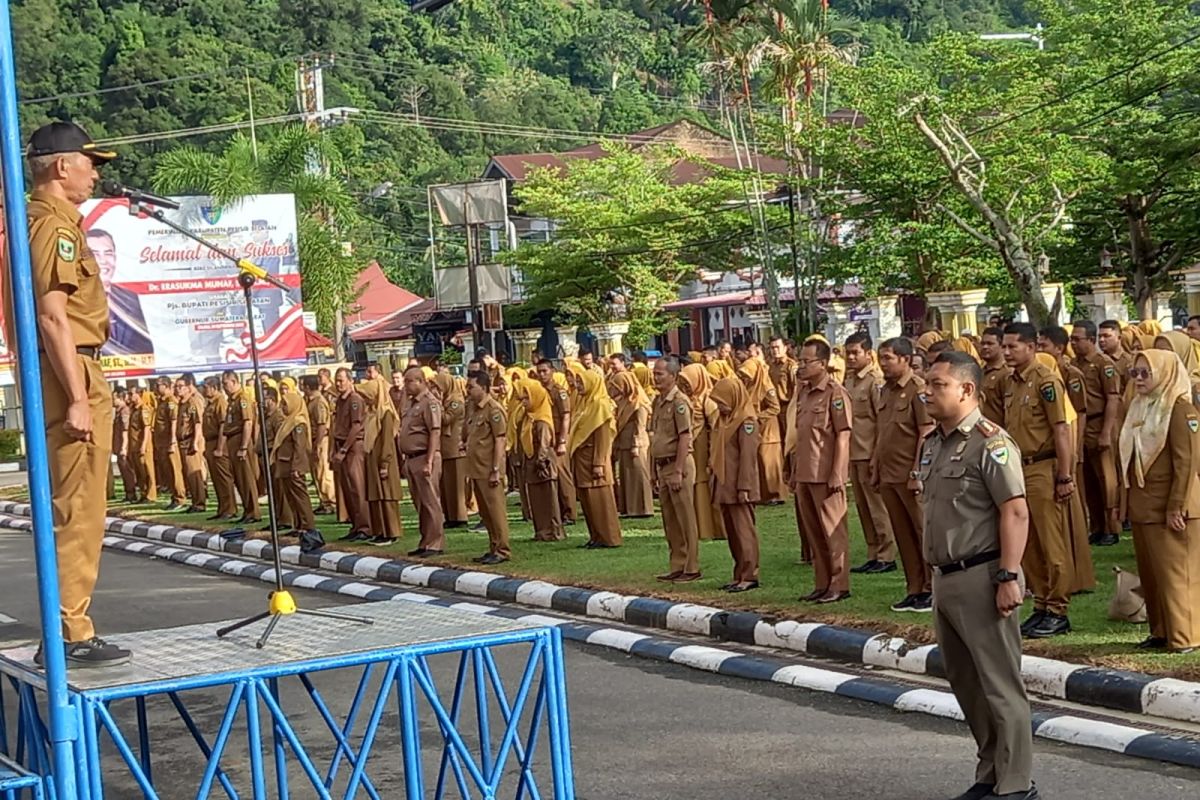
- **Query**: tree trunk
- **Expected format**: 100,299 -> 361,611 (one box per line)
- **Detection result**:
1125,196 -> 1156,321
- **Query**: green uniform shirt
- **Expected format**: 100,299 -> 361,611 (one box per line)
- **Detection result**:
919,408 -> 1026,566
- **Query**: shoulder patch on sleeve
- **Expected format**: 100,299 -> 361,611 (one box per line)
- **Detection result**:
1104,365 -> 1115,378
676,402 -> 688,414
1040,384 -> 1056,403
1189,418 -> 1199,434
1069,379 -> 1082,393
492,413 -> 501,423
743,422 -> 755,434
56,230 -> 76,262
832,397 -> 845,410
985,438 -> 1009,465
559,390 -> 568,401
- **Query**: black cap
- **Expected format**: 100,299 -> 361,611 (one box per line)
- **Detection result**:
26,121 -> 116,162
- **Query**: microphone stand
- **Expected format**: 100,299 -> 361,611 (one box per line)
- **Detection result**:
124,199 -> 371,648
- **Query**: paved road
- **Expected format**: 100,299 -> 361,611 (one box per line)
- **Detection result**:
1,531 -> 1198,799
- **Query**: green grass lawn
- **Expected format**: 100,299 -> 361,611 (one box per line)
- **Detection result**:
19,478 -> 1197,679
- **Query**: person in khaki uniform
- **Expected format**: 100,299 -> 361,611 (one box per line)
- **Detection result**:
173,373 -> 207,513
871,337 -> 935,612
1003,322 -> 1076,638
767,336 -> 797,444
464,372 -> 511,563
567,363 -> 623,548
152,376 -> 186,510
1099,320 -> 1134,393
261,388 -> 296,531
127,386 -> 156,502
218,370 -> 261,523
919,351 -> 1036,800
709,377 -> 761,591
843,332 -> 896,574
331,368 -> 371,541
1069,320 -> 1121,546
302,376 -> 336,515
609,371 -> 655,518
432,372 -> 470,528
650,357 -> 700,583
17,121 -> 129,665
201,376 -> 237,520
272,392 -> 316,537
978,327 -> 1011,426
401,367 -> 445,556
791,340 -> 854,604
1121,350 -> 1200,653
737,357 -> 786,503
535,359 -> 577,525
359,377 -> 403,546
677,363 -> 726,541
111,388 -> 137,503
515,377 -> 565,541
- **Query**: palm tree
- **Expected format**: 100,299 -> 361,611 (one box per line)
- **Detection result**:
152,126 -> 362,357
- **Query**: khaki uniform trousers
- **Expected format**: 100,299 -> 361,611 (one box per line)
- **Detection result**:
933,562 -> 1033,795
472,477 -> 511,558
1021,461 -> 1074,616
720,503 -> 759,583
154,440 -> 185,502
115,451 -> 136,502
850,460 -> 895,562
282,471 -> 315,532
404,452 -> 445,551
1082,438 -> 1118,535
1132,520 -> 1200,650
43,355 -> 113,642
312,435 -> 336,508
440,456 -> 469,523
879,483 -> 931,596
335,440 -> 370,535
794,482 -> 850,594
555,451 -> 576,523
227,433 -> 261,521
204,439 -> 238,517
657,456 -> 698,575
182,447 -> 206,509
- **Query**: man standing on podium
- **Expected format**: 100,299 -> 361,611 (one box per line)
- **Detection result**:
18,122 -> 131,667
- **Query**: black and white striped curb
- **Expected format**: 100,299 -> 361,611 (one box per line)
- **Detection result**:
53,527 -> 1200,771
2,500 -> 1199,729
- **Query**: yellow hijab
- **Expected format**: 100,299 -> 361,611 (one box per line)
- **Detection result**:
735,357 -> 771,408
515,378 -> 555,458
567,363 -> 615,455
631,362 -> 657,398
917,330 -> 943,352
1155,331 -> 1200,386
504,367 -> 529,450
678,363 -> 716,426
431,372 -> 460,405
1120,350 -> 1190,488
1137,319 -> 1163,338
272,393 -> 307,453
952,336 -> 982,364
706,359 -> 734,380
609,371 -> 650,432
280,376 -> 298,394
357,377 -> 395,453
1035,353 -> 1077,425
709,376 -> 755,483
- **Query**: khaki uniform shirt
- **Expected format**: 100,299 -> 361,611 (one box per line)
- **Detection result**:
153,398 -> 177,446
1004,361 -> 1069,460
791,374 -> 853,484
465,396 -> 506,481
713,421 -> 760,504
918,408 -> 1026,565
203,393 -> 226,442
223,390 -> 251,440
844,362 -> 883,462
399,391 -> 441,455
176,394 -> 203,452
1108,349 -> 1134,395
548,382 -> 572,448
113,407 -> 129,454
1073,350 -> 1119,434
274,421 -> 311,474
129,404 -> 150,451
873,371 -> 932,484
307,393 -> 331,445
981,364 -> 1012,426
333,390 -> 365,444
769,357 -> 798,406
440,394 -> 466,459
649,386 -> 692,461
17,190 -> 109,348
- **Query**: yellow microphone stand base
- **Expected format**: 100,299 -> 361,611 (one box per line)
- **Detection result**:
216,590 -> 374,650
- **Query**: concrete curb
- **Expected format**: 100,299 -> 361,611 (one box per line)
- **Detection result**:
2,500 -> 1199,729
67,525 -> 1200,771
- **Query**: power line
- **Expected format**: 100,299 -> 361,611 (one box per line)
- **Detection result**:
97,112 -> 309,146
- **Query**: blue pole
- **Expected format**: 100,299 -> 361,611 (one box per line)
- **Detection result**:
0,4 -> 79,799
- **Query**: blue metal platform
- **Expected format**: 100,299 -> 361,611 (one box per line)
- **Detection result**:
0,599 -> 575,799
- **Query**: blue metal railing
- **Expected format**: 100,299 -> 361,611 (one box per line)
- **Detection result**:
0,4 -> 78,798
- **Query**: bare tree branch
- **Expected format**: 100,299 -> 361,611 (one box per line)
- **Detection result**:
938,203 -> 1000,250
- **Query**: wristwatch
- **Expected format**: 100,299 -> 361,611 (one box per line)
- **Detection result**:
1055,474 -> 1074,485
994,568 -> 1019,584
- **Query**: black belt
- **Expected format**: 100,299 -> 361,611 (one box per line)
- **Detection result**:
404,450 -> 428,458
76,346 -> 101,360
933,549 -> 1002,576
1021,451 -> 1055,466
655,457 -> 677,467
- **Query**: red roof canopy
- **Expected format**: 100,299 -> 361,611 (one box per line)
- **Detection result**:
304,327 -> 333,349
344,261 -> 426,336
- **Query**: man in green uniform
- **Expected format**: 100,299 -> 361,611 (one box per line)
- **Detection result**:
19,122 -> 130,666
920,351 -> 1036,800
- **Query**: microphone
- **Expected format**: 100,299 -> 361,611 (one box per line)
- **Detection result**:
100,179 -> 181,211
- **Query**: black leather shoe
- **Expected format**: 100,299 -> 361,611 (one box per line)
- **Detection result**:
1093,533 -> 1119,546
1026,613 -> 1071,639
445,520 -> 468,529
986,785 -> 1039,800
1136,636 -> 1168,650
1020,610 -> 1046,636
949,782 -> 994,800
850,560 -> 878,574
478,553 -> 508,565
867,560 -> 898,574
299,529 -> 325,554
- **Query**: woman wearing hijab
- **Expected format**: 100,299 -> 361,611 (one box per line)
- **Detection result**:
1120,349 -> 1200,653
568,364 -> 622,548
631,361 -> 657,399
951,336 -> 983,364
1155,331 -> 1200,410
710,377 -> 761,591
678,364 -> 726,541
736,357 -> 786,503
516,378 -> 565,541
502,367 -> 533,521
359,377 -> 404,546
706,359 -> 734,381
609,371 -> 655,518
432,373 -> 470,528
1035,353 -> 1095,594
272,393 -> 317,540
261,387 -> 295,531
